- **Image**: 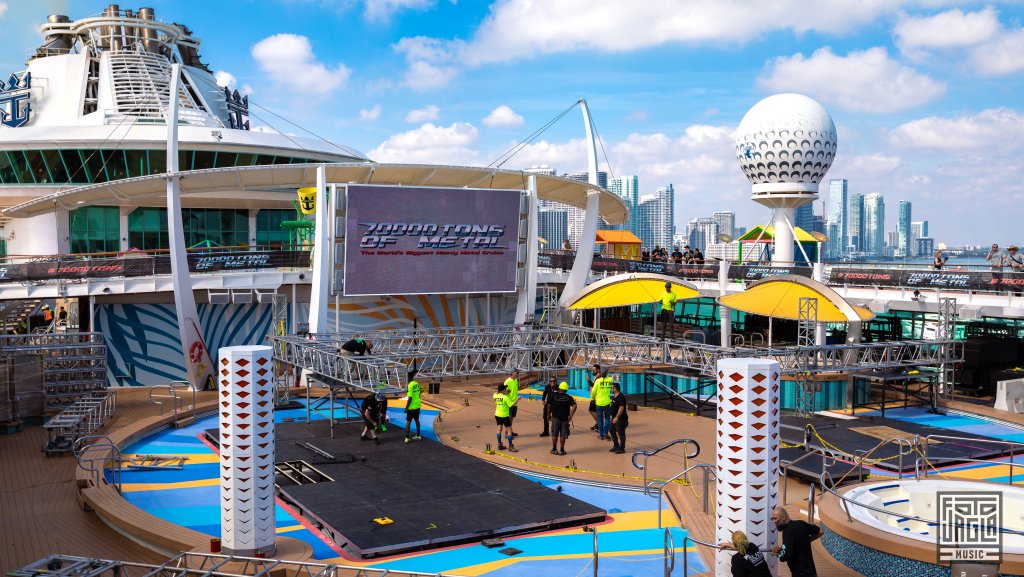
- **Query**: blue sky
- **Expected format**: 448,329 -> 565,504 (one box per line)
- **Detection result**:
2,0 -> 1023,245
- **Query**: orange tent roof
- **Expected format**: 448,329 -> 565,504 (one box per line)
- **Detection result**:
595,230 -> 642,244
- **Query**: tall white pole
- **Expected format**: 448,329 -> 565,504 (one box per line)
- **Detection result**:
167,63 -> 214,390
557,99 -> 602,317
718,259 -> 732,346
308,166 -> 329,334
772,207 -> 795,266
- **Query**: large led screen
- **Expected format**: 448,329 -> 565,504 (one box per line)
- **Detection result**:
343,185 -> 522,295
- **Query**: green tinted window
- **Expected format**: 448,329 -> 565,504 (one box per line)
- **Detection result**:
69,206 -> 120,254
0,152 -> 18,184
8,151 -> 33,184
25,150 -> 51,183
182,208 -> 249,248
256,209 -> 295,247
42,150 -> 68,183
128,207 -> 168,251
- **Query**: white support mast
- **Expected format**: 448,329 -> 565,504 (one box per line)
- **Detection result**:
166,63 -> 214,390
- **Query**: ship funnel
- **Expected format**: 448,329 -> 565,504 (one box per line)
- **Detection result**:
138,7 -> 161,54
32,14 -> 73,60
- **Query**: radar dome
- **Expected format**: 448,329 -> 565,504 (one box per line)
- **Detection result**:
735,94 -> 837,194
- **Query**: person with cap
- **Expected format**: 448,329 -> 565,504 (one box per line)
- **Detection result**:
493,382 -> 517,452
539,376 -> 557,437
341,336 -> 372,356
360,391 -> 384,443
404,374 -> 422,443
42,305 -> 53,323
659,282 -> 678,338
504,369 -> 521,438
1009,245 -> 1024,270
547,381 -> 577,455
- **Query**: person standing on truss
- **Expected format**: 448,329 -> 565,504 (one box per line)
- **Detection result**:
404,373 -> 422,443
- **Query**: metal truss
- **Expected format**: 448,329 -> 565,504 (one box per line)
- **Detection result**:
937,297 -> 957,399
268,325 -> 966,392
795,297 -> 819,418
10,553 -> 464,577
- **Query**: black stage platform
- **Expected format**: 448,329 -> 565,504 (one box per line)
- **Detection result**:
779,413 -> 1013,474
204,422 -> 605,558
780,448 -> 868,486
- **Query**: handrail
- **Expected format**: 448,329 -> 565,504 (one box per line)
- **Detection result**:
632,438 -> 701,497
73,434 -> 122,493
781,446 -> 838,505
682,330 -> 705,344
649,463 -> 717,526
681,533 -> 725,577
852,435 -> 917,479
149,381 -> 195,423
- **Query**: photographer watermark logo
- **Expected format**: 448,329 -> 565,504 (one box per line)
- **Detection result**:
937,491 -> 1002,563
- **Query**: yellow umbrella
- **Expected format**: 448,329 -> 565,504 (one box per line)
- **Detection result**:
718,275 -> 873,323
565,273 -> 702,310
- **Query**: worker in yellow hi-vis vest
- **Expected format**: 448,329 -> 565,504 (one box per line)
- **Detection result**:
405,376 -> 422,443
659,282 -> 678,339
493,383 -> 517,452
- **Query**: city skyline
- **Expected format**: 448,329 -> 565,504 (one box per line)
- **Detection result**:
2,2 -> 1021,244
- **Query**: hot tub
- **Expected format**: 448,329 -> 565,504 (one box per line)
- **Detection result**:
844,479 -> 1024,553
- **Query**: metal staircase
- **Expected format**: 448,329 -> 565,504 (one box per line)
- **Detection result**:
0,299 -> 43,334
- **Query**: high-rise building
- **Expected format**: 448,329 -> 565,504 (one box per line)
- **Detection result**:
863,193 -> 885,257
635,184 -> 674,250
561,170 -> 607,247
608,175 -> 639,235
916,237 -> 935,258
897,200 -> 912,258
826,179 -> 848,258
811,214 -> 826,235
538,208 -> 568,249
794,203 -> 815,235
712,211 -> 735,240
911,221 -> 929,257
686,217 -> 718,252
848,193 -> 864,253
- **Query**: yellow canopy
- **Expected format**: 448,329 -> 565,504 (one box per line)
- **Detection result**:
718,275 -> 874,323
738,225 -> 817,243
566,273 -> 702,310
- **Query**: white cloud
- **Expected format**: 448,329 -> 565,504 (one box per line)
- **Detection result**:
251,34 -> 351,96
842,153 -> 904,173
0,3 -> 7,18
359,104 -> 382,122
368,122 -> 480,164
759,47 -> 945,114
482,105 -> 524,128
894,7 -> 1000,52
971,28 -> 1024,75
889,108 -> 1024,150
405,104 -> 439,123
391,0 -> 914,89
626,110 -> 649,122
213,70 -> 237,89
364,0 -> 434,22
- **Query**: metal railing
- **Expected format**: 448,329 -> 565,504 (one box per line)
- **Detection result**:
681,532 -> 724,577
915,455 -> 1022,484
653,463 -> 717,526
921,434 -> 1024,466
781,446 -> 839,506
72,435 -> 122,493
149,381 -> 195,423
632,438 -> 701,494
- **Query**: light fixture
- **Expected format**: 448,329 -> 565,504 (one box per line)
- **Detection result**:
211,130 -> 223,141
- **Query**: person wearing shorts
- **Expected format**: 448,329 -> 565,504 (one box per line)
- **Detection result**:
405,378 -> 422,443
493,383 -> 516,452
547,382 -> 577,455
587,364 -> 600,432
504,369 -> 520,437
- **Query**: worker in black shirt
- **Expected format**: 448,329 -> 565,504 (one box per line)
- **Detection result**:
771,507 -> 821,577
539,376 -> 556,437
547,382 -> 577,455
341,336 -> 372,356
719,530 -> 772,577
360,392 -> 384,443
608,382 -> 628,453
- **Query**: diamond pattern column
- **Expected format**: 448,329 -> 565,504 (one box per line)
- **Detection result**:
715,358 -> 780,576
219,345 -> 276,556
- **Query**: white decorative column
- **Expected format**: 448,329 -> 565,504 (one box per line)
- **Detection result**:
515,175 -> 539,324
715,358 -> 780,577
219,345 -> 276,557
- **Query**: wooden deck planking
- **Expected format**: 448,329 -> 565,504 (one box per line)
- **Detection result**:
0,387 -> 216,573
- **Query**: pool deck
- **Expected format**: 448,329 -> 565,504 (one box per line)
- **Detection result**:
6,382 -> 1010,575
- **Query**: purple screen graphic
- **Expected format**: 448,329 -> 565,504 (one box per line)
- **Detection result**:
344,185 -> 521,295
